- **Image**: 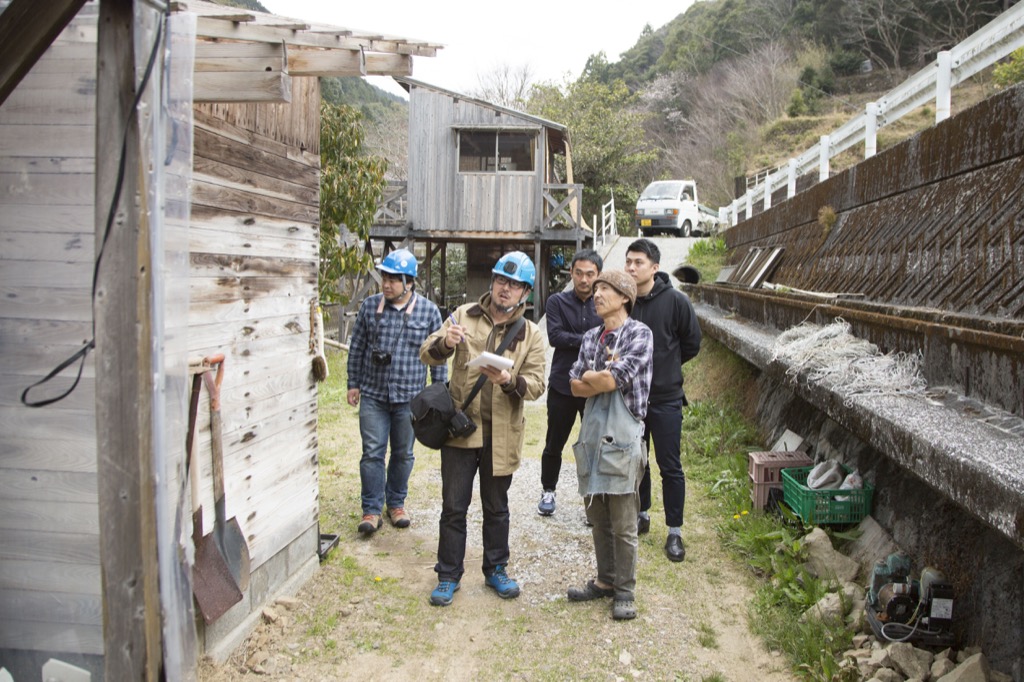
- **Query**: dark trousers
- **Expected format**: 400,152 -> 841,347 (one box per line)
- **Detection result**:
638,399 -> 686,527
540,389 -> 588,491
435,439 -> 513,583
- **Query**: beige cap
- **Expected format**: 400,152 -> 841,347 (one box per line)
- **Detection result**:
594,269 -> 637,308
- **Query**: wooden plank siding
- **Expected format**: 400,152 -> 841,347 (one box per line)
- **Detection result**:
407,86 -> 457,231
0,4 -> 102,657
189,79 -> 321,573
405,82 -> 550,234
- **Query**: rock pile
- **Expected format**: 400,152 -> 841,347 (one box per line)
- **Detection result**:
838,643 -> 1011,682
798,527 -> 1014,682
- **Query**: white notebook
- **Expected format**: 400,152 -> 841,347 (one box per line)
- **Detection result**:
466,352 -> 514,371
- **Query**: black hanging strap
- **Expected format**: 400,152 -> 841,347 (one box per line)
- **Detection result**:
459,316 -> 525,411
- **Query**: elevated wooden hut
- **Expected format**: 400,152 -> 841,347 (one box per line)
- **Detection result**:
368,77 -> 586,321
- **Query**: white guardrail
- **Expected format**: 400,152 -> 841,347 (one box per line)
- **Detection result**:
593,191 -> 617,247
723,1 -> 1024,224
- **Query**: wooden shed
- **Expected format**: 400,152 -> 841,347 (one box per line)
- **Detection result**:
368,77 -> 586,321
0,1 -> 437,679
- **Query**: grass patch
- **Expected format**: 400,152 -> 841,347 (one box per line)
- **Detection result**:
682,341 -> 858,681
696,620 -> 718,649
685,236 -> 728,283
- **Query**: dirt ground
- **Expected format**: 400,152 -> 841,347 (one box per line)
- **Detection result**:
199,400 -> 798,682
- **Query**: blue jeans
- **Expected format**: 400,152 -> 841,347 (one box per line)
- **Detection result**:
358,396 -> 415,516
638,399 -> 686,527
435,439 -> 513,582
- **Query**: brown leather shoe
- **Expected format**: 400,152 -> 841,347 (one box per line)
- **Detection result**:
358,514 -> 382,535
387,507 -> 412,528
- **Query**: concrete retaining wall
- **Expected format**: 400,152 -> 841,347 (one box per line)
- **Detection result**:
691,81 -> 1024,679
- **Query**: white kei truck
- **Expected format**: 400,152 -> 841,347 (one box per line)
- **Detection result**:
634,179 -> 720,238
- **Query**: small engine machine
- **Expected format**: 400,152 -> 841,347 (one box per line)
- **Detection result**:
866,552 -> 956,646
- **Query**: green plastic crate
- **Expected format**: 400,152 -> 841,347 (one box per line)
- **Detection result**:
781,465 -> 873,525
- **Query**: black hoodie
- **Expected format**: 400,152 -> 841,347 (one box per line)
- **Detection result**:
629,271 -> 702,404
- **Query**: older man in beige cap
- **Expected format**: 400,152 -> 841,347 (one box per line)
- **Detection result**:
566,270 -> 653,621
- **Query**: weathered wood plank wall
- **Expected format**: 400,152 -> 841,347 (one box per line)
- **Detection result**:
0,9 -> 324,668
0,6 -> 103,658
189,77 -> 321,573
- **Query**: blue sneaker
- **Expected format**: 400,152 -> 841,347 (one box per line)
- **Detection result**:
430,580 -> 460,606
538,490 -> 556,516
485,565 -> 520,599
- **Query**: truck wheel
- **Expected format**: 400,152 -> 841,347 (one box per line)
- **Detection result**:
681,220 -> 692,237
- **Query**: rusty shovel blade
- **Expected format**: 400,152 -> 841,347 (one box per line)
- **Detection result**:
192,508 -> 243,624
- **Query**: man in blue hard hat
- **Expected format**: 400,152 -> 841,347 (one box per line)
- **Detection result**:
420,251 -> 548,607
347,248 -> 446,535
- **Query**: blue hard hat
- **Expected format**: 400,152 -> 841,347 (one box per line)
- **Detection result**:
492,251 -> 536,288
378,248 -> 417,278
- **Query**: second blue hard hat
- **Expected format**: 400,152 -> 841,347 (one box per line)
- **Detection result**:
492,251 -> 536,288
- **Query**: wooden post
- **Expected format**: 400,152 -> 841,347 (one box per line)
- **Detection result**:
95,1 -> 162,679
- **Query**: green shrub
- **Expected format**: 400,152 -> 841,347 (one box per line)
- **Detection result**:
829,49 -> 865,77
994,48 -> 1024,88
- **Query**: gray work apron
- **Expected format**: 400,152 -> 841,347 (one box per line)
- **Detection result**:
572,388 -> 647,497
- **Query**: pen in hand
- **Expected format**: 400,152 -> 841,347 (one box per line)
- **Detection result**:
447,312 -> 463,347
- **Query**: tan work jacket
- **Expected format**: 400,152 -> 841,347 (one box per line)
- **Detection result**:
420,294 -> 547,476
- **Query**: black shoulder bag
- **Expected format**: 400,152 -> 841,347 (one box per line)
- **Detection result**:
410,317 -> 525,449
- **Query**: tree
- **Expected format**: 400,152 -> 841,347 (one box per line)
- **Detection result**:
473,63 -> 535,111
638,42 -> 800,207
361,103 -> 409,181
319,102 -> 388,305
527,77 -> 657,224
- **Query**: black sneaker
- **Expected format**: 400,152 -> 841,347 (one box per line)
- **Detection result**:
637,514 -> 650,535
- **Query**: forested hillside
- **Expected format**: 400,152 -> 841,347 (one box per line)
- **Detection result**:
209,0 -> 1019,222
531,0 -> 1016,219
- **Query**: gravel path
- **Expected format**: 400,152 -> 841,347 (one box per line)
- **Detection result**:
200,401 -> 798,682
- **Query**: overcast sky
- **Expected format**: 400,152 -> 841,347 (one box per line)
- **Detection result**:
260,0 -> 694,98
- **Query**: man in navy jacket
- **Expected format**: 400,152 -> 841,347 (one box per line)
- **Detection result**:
537,249 -> 603,516
625,239 -> 702,562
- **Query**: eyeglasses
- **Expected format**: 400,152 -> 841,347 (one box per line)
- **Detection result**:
494,275 -> 526,291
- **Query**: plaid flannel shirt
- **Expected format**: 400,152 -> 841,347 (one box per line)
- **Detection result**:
347,292 -> 446,403
569,317 -> 653,421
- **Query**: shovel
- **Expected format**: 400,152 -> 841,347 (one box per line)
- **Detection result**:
188,364 -> 242,624
202,354 -> 251,593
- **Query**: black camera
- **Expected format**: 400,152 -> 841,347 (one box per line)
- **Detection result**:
448,410 -> 477,439
371,349 -> 392,367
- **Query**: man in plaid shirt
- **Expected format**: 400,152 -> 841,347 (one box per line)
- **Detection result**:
567,270 -> 652,621
347,249 -> 446,535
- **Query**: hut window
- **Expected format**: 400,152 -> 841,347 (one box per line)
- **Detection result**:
458,130 -> 535,173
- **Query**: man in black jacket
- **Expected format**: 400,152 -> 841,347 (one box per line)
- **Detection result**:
537,249 -> 603,516
625,239 -> 702,562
